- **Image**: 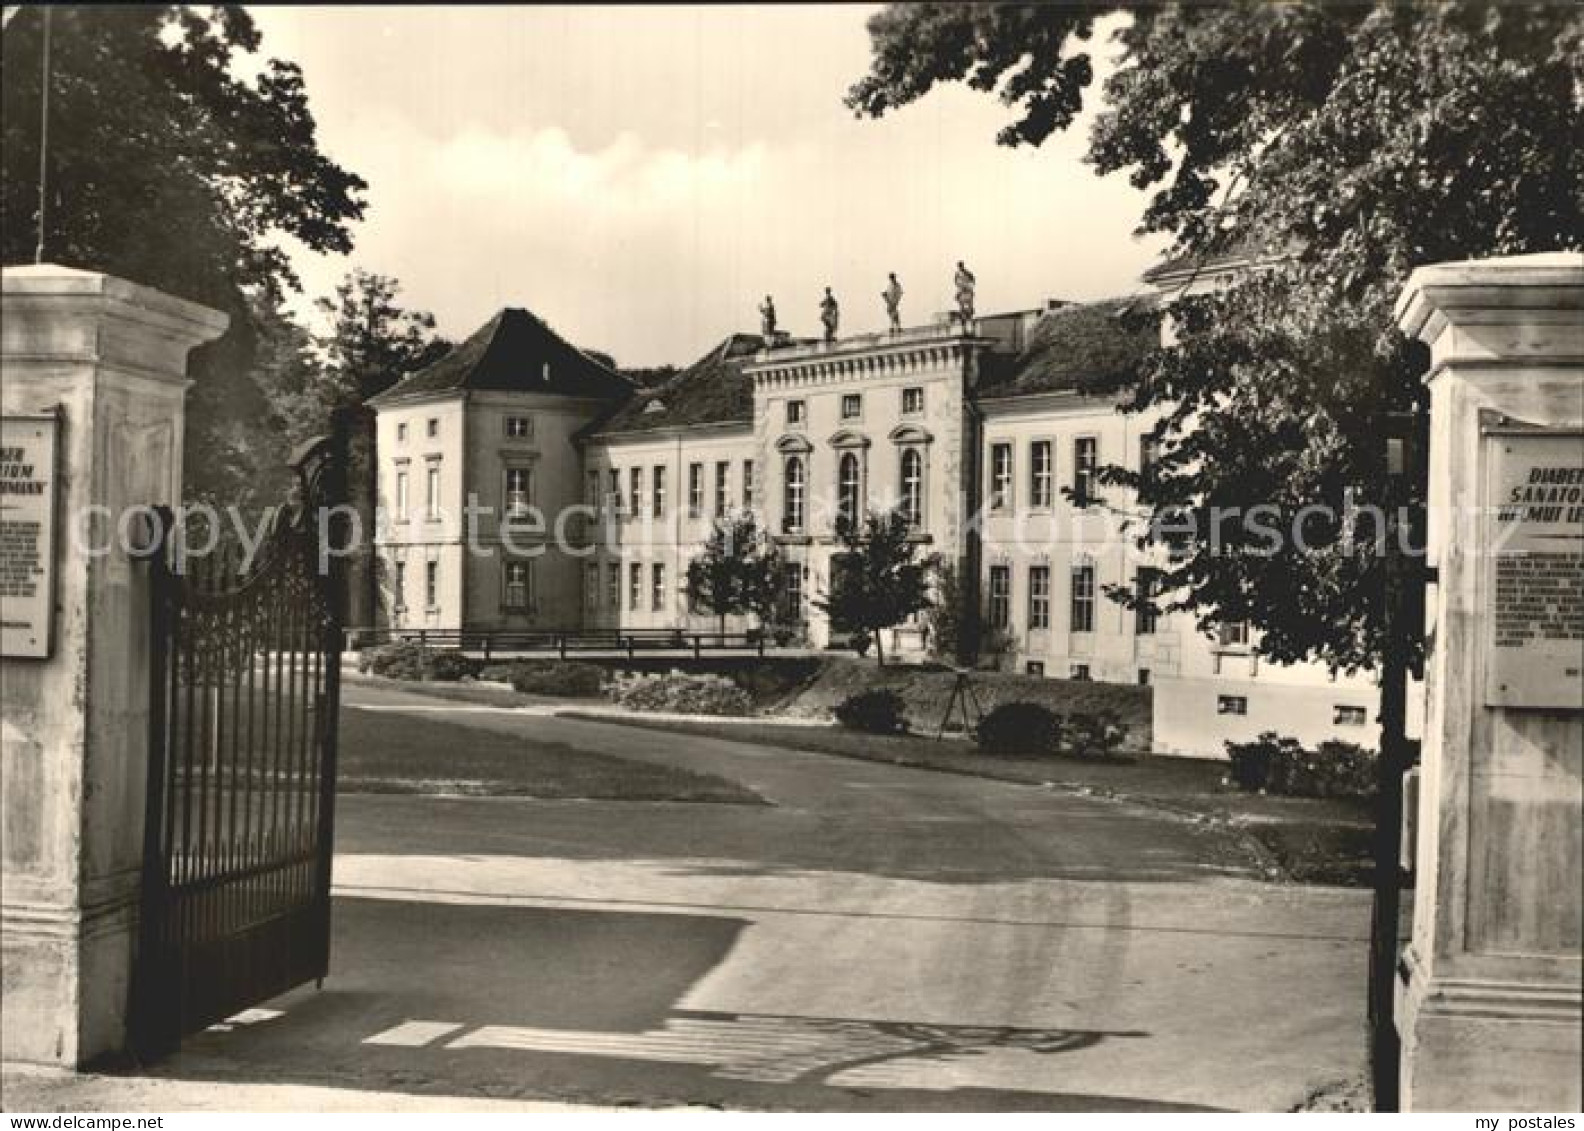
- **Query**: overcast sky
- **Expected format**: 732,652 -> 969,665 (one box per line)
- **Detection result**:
252,4 -> 1166,367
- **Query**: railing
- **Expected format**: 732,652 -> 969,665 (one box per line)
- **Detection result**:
347,626 -> 768,660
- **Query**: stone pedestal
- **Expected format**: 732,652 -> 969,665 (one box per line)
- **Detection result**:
1393,253 -> 1583,1112
1,265 -> 227,1066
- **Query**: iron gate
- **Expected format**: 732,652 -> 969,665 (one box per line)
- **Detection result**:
132,426 -> 348,1056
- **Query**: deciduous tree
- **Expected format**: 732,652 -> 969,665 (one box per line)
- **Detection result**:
818,508 -> 936,667
685,513 -> 785,636
848,2 -> 1583,671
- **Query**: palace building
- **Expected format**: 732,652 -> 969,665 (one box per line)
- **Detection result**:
369,266 -> 1381,757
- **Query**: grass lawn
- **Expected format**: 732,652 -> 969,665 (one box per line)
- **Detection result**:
573,714 -> 1375,885
336,704 -> 765,805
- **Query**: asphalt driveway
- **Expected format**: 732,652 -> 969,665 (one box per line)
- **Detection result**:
121,684 -> 1370,1112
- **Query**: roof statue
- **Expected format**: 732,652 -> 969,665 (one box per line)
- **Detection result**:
954,260 -> 976,330
759,294 -> 777,346
883,273 -> 903,334
819,287 -> 840,344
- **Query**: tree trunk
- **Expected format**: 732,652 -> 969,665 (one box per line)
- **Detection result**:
873,627 -> 885,667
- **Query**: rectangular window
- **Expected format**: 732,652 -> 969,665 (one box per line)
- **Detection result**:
1070,563 -> 1095,633
1140,435 -> 1160,485
901,387 -> 924,415
1073,436 -> 1098,508
396,422 -> 408,443
628,467 -> 643,520
714,461 -> 730,516
1334,705 -> 1368,727
426,418 -> 438,439
629,562 -> 642,611
606,562 -> 620,610
1219,621 -> 1250,648
1135,568 -> 1159,635
504,415 -> 532,439
424,560 -> 438,609
1028,565 -> 1050,630
989,443 -> 1012,511
503,560 -> 532,610
584,562 -> 599,610
393,561 -> 406,611
1218,695 -> 1249,716
653,465 -> 667,518
1025,661 -> 1045,677
742,459 -> 754,509
1030,441 -> 1053,508
504,467 -> 531,518
395,470 -> 409,520
1137,668 -> 1152,687
786,400 -> 806,426
988,565 -> 1011,630
1070,663 -> 1092,682
651,563 -> 666,611
607,468 -> 622,514
784,567 -> 804,623
585,470 -> 600,509
688,463 -> 704,518
426,463 -> 441,520
841,393 -> 862,420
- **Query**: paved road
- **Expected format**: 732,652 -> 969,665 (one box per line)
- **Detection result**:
143,685 -> 1370,1112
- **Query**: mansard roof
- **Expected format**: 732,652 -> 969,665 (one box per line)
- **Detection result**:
583,332 -> 763,438
370,307 -> 631,405
977,297 -> 1160,401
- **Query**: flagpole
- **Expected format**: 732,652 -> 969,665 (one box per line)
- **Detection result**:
35,5 -> 51,263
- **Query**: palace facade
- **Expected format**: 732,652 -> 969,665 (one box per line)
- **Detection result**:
369,266 -> 1381,757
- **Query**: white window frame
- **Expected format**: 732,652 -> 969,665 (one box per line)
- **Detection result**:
840,393 -> 862,421
688,462 -> 704,518
503,466 -> 533,520
502,559 -> 533,611
899,447 -> 925,528
783,455 -> 806,534
988,565 -> 1011,630
1028,565 -> 1050,630
1073,435 -> 1098,508
1070,562 -> 1095,633
651,562 -> 666,612
504,415 -> 533,440
1030,440 -> 1053,509
989,443 -> 1012,511
901,386 -> 924,416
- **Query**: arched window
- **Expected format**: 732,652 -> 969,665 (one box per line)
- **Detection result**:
837,452 -> 861,526
783,456 -> 806,534
900,448 -> 924,528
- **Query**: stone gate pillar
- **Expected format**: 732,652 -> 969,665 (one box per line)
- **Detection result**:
1,265 -> 227,1066
1393,253 -> 1583,1111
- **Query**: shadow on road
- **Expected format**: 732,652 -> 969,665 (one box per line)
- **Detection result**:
125,896 -> 1221,1112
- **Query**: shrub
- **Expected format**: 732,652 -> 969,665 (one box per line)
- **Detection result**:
974,702 -> 1062,756
1224,732 -> 1377,799
504,660 -> 605,698
357,640 -> 429,681
422,649 -> 477,682
612,672 -> 752,716
1062,710 -> 1127,759
834,689 -> 908,735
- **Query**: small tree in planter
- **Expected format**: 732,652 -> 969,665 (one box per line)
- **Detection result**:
817,507 -> 936,667
685,513 -> 784,637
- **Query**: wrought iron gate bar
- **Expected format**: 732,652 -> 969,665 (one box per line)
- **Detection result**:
133,421 -> 348,1057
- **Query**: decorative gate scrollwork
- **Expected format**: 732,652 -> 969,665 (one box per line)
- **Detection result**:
132,421 -> 349,1057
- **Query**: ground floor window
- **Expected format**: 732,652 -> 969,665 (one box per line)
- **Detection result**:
783,567 -> 804,624
651,562 -> 667,612
1217,695 -> 1249,716
987,565 -> 1010,629
1069,663 -> 1091,681
393,560 -> 406,612
1027,565 -> 1050,630
1070,563 -> 1095,633
629,562 -> 642,611
424,560 -> 439,609
1334,704 -> 1368,726
606,562 -> 620,610
584,562 -> 599,610
1025,661 -> 1045,677
503,559 -> 534,611
1137,668 -> 1151,686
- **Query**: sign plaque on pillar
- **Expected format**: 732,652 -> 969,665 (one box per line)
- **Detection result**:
1482,423 -> 1584,708
1,412 -> 60,659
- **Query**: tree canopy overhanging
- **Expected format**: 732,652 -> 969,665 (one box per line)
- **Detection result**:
2,5 -> 369,507
849,1 -> 1584,672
